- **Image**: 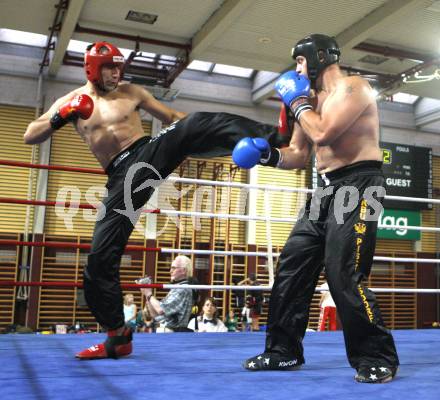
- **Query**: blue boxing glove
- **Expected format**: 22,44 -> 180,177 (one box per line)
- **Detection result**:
275,71 -> 312,122
232,137 -> 282,169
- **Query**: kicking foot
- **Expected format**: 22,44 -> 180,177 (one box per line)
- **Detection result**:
76,326 -> 133,360
243,352 -> 302,371
355,366 -> 398,383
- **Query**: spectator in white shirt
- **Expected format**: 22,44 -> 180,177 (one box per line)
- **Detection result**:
188,297 -> 227,333
241,296 -> 253,332
123,294 -> 137,330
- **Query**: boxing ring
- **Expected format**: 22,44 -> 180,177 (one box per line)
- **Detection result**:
0,159 -> 440,399
1,329 -> 439,399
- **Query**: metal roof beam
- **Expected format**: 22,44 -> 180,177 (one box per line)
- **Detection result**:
191,0 -> 253,59
336,0 -> 425,50
48,0 -> 86,77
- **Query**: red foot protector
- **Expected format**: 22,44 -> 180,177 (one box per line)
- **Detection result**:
76,327 -> 133,360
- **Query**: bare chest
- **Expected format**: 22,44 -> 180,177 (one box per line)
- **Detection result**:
82,96 -> 138,130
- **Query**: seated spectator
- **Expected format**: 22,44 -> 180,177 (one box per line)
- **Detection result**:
123,294 -> 137,330
232,276 -> 245,308
241,297 -> 253,332
239,274 -> 263,331
135,306 -> 157,333
139,255 -> 195,332
144,316 -> 156,333
188,297 -> 227,332
225,310 -> 239,332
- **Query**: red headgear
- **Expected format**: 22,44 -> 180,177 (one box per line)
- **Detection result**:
84,42 -> 125,85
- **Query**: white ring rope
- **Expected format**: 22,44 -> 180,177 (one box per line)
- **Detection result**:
146,208 -> 440,233
157,284 -> 440,294
149,208 -> 298,223
376,224 -> 440,233
384,194 -> 438,204
264,190 -> 275,286
373,256 -> 440,263
161,248 -> 440,264
168,176 -> 440,205
168,175 -> 313,195
160,174 -> 440,296
162,248 -> 271,257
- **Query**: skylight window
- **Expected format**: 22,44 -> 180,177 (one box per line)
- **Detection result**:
187,60 -> 213,72
0,28 -> 257,80
187,60 -> 254,78
0,29 -> 47,47
140,51 -> 157,59
160,54 -> 176,61
66,39 -> 137,59
392,92 -> 419,104
212,63 -> 253,78
135,52 -> 158,63
67,39 -> 89,54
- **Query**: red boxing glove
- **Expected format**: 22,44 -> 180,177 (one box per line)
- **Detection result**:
278,104 -> 294,146
50,94 -> 94,130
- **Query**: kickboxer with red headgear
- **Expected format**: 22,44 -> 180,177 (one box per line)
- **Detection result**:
84,41 -> 125,91
24,40 -> 285,359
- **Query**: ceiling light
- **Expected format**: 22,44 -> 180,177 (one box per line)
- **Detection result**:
126,11 -> 158,24
358,54 -> 388,65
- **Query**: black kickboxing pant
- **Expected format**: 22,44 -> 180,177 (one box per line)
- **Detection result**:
264,161 -> 399,369
83,112 -> 282,329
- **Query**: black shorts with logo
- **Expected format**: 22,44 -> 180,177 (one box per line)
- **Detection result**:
264,160 -> 399,369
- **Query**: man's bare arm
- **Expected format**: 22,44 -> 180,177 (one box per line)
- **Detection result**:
277,122 -> 312,170
24,91 -> 79,144
297,77 -> 373,146
136,85 -> 187,124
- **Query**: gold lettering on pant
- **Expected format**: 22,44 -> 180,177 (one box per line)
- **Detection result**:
354,237 -> 363,271
354,202 -> 368,271
357,284 -> 374,322
359,199 -> 367,221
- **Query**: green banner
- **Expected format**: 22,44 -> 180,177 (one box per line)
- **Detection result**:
377,209 -> 421,240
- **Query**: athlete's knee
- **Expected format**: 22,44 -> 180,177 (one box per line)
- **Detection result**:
84,253 -> 101,283
84,251 -> 116,283
182,112 -> 207,131
278,238 -> 314,271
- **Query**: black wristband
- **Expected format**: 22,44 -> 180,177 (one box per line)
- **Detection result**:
259,147 -> 282,167
50,111 -> 78,130
291,98 -> 312,121
49,111 -> 69,131
147,294 -> 153,301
